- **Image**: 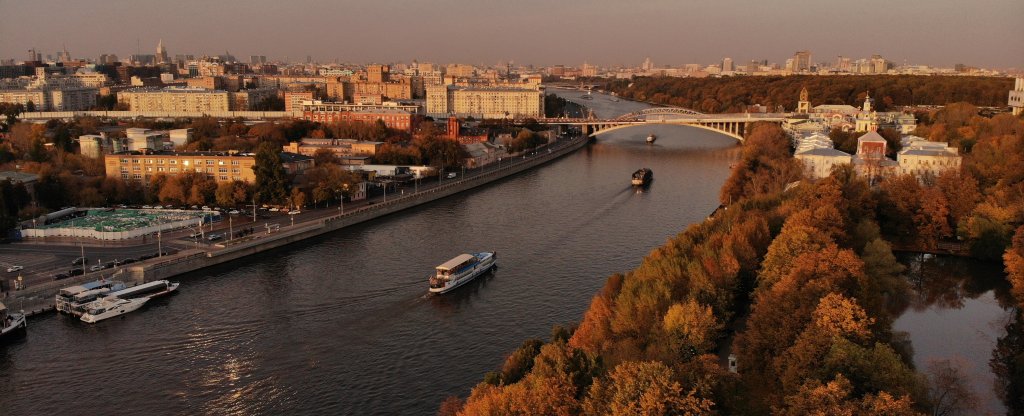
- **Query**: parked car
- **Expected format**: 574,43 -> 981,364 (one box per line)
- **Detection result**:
269,207 -> 280,212
89,264 -> 104,272
446,172 -> 457,179
142,205 -> 152,209
6,265 -> 23,273
72,257 -> 88,266
121,258 -> 137,265
288,210 -> 301,215
53,273 -> 70,280
228,210 -> 240,215
68,269 -> 84,276
206,233 -> 223,242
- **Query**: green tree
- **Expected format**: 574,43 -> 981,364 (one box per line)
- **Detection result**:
253,142 -> 289,204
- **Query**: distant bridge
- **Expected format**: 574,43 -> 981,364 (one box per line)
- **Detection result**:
538,108 -> 792,142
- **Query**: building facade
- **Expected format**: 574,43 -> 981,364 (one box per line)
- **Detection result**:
119,87 -> 231,112
1010,77 -> 1024,116
104,151 -> 313,184
897,136 -> 962,179
285,90 -> 314,112
426,85 -> 544,119
301,107 -> 416,132
282,138 -> 382,158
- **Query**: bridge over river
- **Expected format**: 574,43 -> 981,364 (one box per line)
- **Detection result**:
538,107 -> 792,142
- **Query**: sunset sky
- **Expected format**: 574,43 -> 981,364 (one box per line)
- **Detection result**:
2,0 -> 1022,68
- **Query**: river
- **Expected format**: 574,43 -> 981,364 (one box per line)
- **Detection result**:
0,90 -> 741,414
892,253 -> 1016,415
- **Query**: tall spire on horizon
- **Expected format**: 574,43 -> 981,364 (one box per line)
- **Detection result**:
156,39 -> 169,64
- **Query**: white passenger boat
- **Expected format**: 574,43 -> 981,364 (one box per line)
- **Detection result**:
80,298 -> 149,324
108,280 -> 179,300
0,301 -> 27,342
428,252 -> 497,294
55,280 -> 127,316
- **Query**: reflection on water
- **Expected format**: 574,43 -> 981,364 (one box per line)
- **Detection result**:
892,253 -> 1015,414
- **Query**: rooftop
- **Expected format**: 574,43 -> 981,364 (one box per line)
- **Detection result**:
796,147 -> 852,157
0,171 -> 40,183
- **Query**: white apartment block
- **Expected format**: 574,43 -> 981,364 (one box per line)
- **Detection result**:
897,136 -> 962,179
119,87 -> 231,112
426,85 -> 544,119
1010,77 -> 1024,116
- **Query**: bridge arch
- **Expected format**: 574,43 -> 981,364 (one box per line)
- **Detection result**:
612,107 -> 705,121
589,122 -> 746,142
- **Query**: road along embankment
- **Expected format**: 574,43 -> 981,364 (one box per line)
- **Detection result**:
10,136 -> 592,316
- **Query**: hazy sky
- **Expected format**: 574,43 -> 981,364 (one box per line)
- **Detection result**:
2,0 -> 1022,68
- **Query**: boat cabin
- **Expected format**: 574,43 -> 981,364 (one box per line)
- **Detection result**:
435,254 -> 477,278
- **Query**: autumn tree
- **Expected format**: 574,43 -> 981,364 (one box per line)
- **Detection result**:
720,123 -> 800,205
660,299 -> 722,361
777,375 -> 923,416
582,361 -> 713,416
1004,225 -> 1024,306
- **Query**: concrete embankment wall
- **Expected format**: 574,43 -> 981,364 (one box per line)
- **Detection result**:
11,136 -> 591,316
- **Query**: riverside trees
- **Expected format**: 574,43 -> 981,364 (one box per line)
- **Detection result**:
601,75 -> 1013,113
448,123 -> 948,415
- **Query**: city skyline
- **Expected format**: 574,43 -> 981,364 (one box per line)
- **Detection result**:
2,0 -> 1023,69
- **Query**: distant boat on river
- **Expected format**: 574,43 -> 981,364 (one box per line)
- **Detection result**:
632,168 -> 653,186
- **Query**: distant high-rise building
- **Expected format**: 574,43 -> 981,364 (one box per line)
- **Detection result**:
98,54 -> 119,65
641,57 -> 653,71
57,44 -> 71,63
869,55 -> 890,74
156,39 -> 169,64
792,50 -> 811,72
250,55 -> 267,65
722,57 -> 733,72
131,54 -> 156,65
835,56 -> 852,72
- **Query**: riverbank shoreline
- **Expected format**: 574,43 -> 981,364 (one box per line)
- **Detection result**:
9,135 -> 594,317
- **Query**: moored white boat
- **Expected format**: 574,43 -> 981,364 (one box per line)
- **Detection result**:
429,252 -> 497,294
80,297 -> 149,324
0,301 -> 27,341
108,280 -> 179,300
55,280 -> 127,316
646,133 -> 657,144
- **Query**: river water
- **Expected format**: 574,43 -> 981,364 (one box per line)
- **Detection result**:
892,254 -> 1016,415
0,91 -> 741,414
